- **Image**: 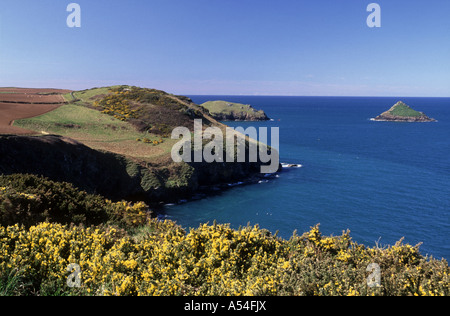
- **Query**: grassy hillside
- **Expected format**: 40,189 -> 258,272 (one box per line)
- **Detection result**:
72,86 -> 119,102
388,102 -> 423,117
14,103 -> 174,161
15,86 -> 217,161
15,86 -> 270,163
71,86 -> 213,129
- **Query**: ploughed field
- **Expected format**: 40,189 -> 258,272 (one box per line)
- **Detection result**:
0,88 -> 70,134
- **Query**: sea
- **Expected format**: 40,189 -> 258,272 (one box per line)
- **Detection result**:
162,96 -> 450,261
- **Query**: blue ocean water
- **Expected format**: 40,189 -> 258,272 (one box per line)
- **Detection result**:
163,96 -> 450,261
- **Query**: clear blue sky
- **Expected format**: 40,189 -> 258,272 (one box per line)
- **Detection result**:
1,0 -> 449,96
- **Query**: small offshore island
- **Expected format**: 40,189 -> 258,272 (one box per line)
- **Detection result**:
372,101 -> 437,122
201,100 -> 270,121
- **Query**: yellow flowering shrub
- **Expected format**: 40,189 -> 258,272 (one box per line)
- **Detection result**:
93,90 -> 138,122
136,138 -> 164,146
107,201 -> 149,228
0,187 -> 37,200
0,221 -> 448,296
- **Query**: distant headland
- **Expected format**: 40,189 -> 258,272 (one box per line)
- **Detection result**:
372,101 -> 437,122
201,100 -> 270,121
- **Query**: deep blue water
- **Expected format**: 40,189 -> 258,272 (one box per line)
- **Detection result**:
163,96 -> 450,260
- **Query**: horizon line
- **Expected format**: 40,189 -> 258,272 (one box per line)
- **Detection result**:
184,94 -> 450,98
1,86 -> 449,99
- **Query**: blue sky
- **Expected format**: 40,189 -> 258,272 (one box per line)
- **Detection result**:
0,0 -> 449,96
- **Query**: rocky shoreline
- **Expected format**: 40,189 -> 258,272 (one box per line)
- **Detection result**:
372,113 -> 437,122
209,112 -> 270,122
0,135 -> 293,211
159,162 -> 302,209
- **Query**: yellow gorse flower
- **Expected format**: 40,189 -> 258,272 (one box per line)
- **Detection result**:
0,221 -> 448,296
94,89 -> 138,122
0,186 -> 37,200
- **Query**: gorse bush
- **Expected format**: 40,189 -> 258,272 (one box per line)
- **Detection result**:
136,137 -> 164,146
0,174 -> 151,229
0,174 -> 109,227
91,86 -> 209,137
93,90 -> 138,122
92,86 -> 180,123
0,220 -> 448,296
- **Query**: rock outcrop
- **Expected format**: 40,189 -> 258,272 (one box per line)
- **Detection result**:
201,101 -> 270,121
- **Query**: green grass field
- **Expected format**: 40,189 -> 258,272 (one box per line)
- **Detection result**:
14,103 -> 176,161
62,86 -> 126,104
76,86 -> 122,99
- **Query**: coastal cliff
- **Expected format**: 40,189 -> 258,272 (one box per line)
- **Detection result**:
0,134 -> 268,205
201,100 -> 270,121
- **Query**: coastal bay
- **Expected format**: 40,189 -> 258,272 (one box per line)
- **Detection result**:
164,96 -> 450,261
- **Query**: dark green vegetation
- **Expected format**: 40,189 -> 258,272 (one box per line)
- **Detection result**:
0,174 -> 150,229
374,101 -> 436,122
201,100 -> 270,121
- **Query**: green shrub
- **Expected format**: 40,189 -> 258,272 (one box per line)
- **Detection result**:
0,174 -> 151,229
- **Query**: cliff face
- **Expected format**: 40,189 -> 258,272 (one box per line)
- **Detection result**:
0,135 -> 153,201
210,111 -> 270,122
0,135 -> 268,204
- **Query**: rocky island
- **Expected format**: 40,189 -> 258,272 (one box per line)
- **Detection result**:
201,100 -> 270,121
373,101 -> 436,122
